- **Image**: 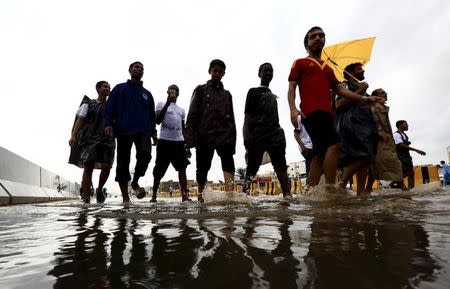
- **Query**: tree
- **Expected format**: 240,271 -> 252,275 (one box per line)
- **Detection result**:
235,167 -> 246,180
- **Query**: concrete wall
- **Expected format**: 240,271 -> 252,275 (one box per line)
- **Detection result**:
0,146 -> 79,205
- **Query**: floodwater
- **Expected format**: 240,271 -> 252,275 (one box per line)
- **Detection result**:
1,183 -> 450,289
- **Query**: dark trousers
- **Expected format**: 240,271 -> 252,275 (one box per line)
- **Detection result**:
115,133 -> 152,183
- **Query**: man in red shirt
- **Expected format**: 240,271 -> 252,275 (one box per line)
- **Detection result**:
288,26 -> 379,190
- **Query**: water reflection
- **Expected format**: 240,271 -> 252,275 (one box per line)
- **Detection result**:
47,208 -> 441,289
304,215 -> 440,289
49,209 -> 108,289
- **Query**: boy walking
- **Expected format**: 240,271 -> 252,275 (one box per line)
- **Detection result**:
185,59 -> 236,202
105,62 -> 157,203
150,84 -> 191,202
243,63 -> 291,198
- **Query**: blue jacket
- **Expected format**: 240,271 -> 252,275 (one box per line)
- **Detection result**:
105,80 -> 156,136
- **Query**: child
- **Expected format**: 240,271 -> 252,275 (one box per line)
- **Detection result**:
69,81 -> 115,203
185,59 -> 236,202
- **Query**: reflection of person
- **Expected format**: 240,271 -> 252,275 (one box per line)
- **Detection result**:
305,215 -> 440,288
288,26 -> 379,190
335,63 -> 378,195
49,211 -> 108,289
151,85 -> 191,202
243,63 -> 291,198
365,89 -> 403,193
393,120 -> 426,190
294,115 -> 313,180
105,62 -> 157,203
243,218 -> 300,288
440,160 -> 450,187
185,59 -> 236,202
69,81 -> 114,204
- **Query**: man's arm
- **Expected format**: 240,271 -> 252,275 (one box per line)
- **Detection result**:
156,89 -> 177,124
184,86 -> 202,148
104,86 -> 118,136
335,84 -> 379,103
69,117 -> 86,147
288,81 -> 301,127
397,143 -> 426,155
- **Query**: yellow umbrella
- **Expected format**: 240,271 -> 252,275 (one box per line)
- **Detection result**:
321,37 -> 376,82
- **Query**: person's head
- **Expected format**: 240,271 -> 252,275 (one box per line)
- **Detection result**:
258,62 -> 273,86
304,26 -> 325,55
396,120 -> 408,131
167,84 -> 179,97
128,61 -> 144,81
208,59 -> 226,81
441,160 -> 446,165
371,88 -> 388,101
95,81 -> 110,97
344,62 -> 365,81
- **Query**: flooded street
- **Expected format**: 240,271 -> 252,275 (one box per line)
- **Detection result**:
1,184 -> 450,289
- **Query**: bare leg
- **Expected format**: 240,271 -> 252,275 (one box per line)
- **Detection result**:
97,166 -> 111,191
151,177 -> 161,202
323,143 -> 342,185
82,163 -> 94,201
308,155 -> 324,186
355,168 -> 368,195
224,171 -> 234,192
365,170 -> 375,194
339,159 -> 369,190
119,181 -> 130,203
179,170 -> 191,201
276,170 -> 291,197
197,182 -> 205,203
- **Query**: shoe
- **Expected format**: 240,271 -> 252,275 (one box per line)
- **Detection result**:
132,185 -> 147,199
96,188 -> 106,203
82,196 -> 90,204
150,197 -> 157,203
197,194 -> 204,203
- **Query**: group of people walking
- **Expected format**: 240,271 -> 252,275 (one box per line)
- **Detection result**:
69,26 -> 427,204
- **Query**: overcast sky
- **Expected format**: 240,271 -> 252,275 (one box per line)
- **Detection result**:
1,0 -> 449,194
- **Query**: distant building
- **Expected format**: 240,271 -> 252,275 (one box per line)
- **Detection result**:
287,161 -> 306,179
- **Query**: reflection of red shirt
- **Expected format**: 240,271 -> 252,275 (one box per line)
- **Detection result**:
288,57 -> 339,116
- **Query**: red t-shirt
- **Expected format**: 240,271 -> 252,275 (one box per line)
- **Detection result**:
288,57 -> 339,116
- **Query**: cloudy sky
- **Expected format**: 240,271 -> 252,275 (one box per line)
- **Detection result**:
1,0 -> 449,194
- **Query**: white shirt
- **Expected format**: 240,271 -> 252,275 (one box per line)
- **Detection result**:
393,131 -> 407,145
297,116 -> 313,150
156,101 -> 185,141
76,99 -> 101,118
76,103 -> 89,117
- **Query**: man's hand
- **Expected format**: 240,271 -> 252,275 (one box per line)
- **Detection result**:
105,126 -> 113,137
300,143 -> 308,154
290,109 -> 303,127
152,135 -> 158,146
167,89 -> 177,103
185,147 -> 192,159
364,96 -> 383,104
69,136 -> 77,147
415,149 -> 426,156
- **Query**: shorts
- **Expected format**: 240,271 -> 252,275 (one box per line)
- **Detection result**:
302,110 -> 340,157
153,139 -> 189,179
246,137 -> 287,176
196,144 -> 235,184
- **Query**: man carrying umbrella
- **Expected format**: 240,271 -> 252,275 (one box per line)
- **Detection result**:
288,26 -> 380,191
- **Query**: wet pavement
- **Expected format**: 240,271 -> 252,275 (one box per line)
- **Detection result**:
1,184 -> 449,289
